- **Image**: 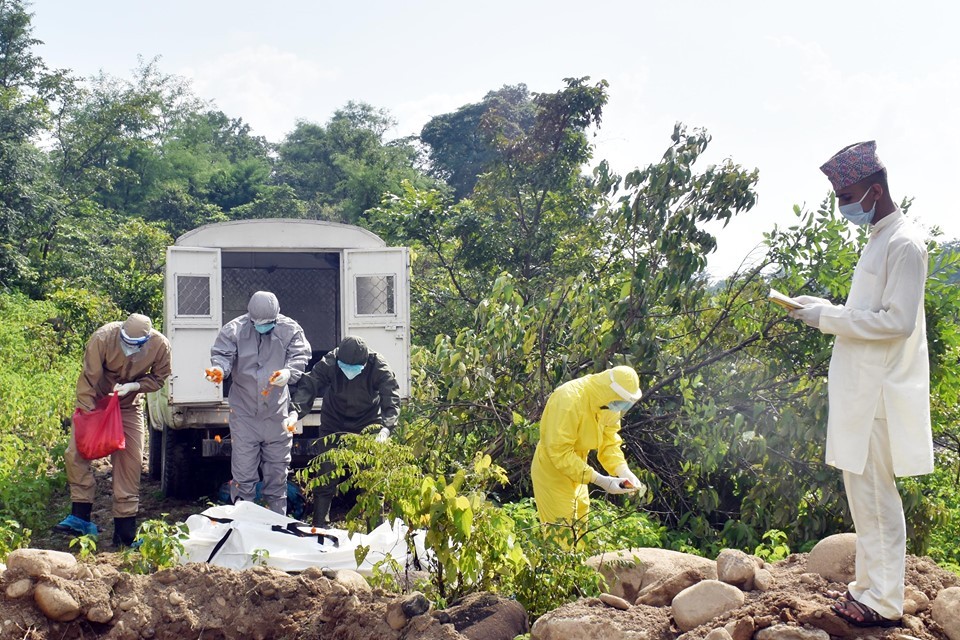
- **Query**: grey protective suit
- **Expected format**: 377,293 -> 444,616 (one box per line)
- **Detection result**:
210,292 -> 311,514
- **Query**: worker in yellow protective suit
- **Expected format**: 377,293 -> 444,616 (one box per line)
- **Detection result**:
531,366 -> 645,525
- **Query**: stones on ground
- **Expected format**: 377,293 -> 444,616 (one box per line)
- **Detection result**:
672,579 -> 745,632
333,568 -> 371,594
34,582 -> 81,622
586,547 -> 717,602
805,533 -> 856,583
635,567 -> 704,606
445,592 -> 529,640
6,549 -> 77,579
716,549 -> 756,590
725,616 -> 756,640
386,591 -> 430,630
754,568 -> 775,592
755,625 -> 830,640
6,577 -> 33,598
932,586 -> 960,640
705,628 -> 734,640
902,585 -> 930,615
86,603 -> 114,624
154,569 -> 178,585
168,590 -> 185,606
599,593 -> 631,610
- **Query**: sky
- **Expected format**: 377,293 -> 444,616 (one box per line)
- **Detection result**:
29,1 -> 960,276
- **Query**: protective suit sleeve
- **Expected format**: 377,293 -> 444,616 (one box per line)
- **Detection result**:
76,332 -> 106,411
283,323 -> 311,384
290,356 -> 334,416
132,336 -> 172,394
819,239 -> 927,340
596,411 -> 628,475
541,404 -> 595,485
373,355 -> 401,429
210,322 -> 239,379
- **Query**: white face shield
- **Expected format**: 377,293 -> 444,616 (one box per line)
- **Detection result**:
609,369 -> 642,409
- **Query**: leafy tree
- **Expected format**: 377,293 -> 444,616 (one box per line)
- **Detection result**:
420,84 -> 534,199
275,101 -> 430,224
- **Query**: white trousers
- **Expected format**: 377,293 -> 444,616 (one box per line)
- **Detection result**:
842,417 -> 905,620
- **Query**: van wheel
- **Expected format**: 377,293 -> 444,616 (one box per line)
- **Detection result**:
160,425 -> 193,498
147,426 -> 162,480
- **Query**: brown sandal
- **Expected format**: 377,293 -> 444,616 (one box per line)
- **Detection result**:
831,599 -> 900,628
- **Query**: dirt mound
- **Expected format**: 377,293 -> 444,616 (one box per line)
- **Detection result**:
534,553 -> 958,640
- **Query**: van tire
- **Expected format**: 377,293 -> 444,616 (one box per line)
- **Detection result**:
160,425 -> 192,498
147,426 -> 162,480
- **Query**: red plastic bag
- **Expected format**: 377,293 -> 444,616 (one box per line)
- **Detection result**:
73,392 -> 126,460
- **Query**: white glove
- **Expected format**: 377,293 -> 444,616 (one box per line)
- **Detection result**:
376,427 -> 391,443
204,366 -> 224,383
793,294 -> 831,307
614,463 -> 645,495
270,369 -> 291,387
789,304 -> 824,329
113,382 -> 140,397
591,471 -> 633,495
282,411 -> 298,437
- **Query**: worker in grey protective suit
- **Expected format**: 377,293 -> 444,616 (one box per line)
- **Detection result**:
206,291 -> 310,515
290,335 -> 400,526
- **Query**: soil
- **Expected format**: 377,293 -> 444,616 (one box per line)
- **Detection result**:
5,442 -> 960,639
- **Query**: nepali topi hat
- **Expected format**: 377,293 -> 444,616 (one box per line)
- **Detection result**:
820,140 -> 885,191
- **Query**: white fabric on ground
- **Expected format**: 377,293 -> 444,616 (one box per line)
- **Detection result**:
180,501 -> 427,574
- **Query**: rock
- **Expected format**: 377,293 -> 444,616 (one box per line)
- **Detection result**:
155,569 -> 178,585
932,586 -> 960,640
635,568 -> 704,606
755,625 -> 830,640
705,628 -> 733,640
531,609 -> 658,639
587,547 -> 717,602
118,597 -> 137,611
86,604 -> 114,624
446,592 -> 529,640
716,549 -> 756,590
754,568 -> 775,592
6,578 -> 33,599
890,635 -> 923,640
168,591 -> 185,606
599,593 -> 631,610
34,582 -> 81,622
805,534 -> 856,583
799,573 -> 818,585
6,549 -> 77,579
386,601 -> 408,630
672,579 -> 745,632
903,585 -> 930,614
333,569 -> 371,594
725,616 -> 756,640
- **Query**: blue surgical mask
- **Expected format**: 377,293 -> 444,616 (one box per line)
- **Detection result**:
254,322 -> 276,334
838,188 -> 876,225
607,400 -> 634,413
338,361 -> 365,380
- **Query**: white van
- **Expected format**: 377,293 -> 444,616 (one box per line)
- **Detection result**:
146,219 -> 410,498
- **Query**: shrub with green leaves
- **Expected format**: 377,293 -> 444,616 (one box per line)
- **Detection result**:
123,516 -> 188,574
0,519 -> 31,562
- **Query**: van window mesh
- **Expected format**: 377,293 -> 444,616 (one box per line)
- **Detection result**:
356,275 -> 395,315
177,275 -> 211,316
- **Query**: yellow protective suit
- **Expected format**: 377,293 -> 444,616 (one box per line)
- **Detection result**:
531,366 -> 640,525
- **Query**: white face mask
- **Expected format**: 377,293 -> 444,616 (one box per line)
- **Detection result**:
119,339 -> 141,357
838,187 -> 876,225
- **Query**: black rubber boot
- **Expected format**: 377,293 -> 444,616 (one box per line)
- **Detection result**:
73,502 -> 93,521
113,517 -> 137,547
312,489 -> 332,527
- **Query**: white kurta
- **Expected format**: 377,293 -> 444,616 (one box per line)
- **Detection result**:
818,208 -> 933,477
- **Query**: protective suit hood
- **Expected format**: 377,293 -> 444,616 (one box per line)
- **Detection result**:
247,291 -> 280,324
584,366 -> 641,408
336,336 -> 369,365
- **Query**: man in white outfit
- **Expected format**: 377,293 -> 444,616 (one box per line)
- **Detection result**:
789,141 -> 933,628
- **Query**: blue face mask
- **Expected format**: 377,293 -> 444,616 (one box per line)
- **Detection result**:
338,361 -> 365,380
254,322 -> 276,334
607,400 -> 634,413
838,188 -> 876,225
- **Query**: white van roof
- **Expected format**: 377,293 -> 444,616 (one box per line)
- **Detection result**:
175,219 -> 386,250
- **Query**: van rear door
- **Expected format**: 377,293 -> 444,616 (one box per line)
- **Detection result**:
343,248 -> 411,397
165,246 -> 223,404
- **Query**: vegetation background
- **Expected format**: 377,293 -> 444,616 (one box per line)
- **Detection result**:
1,0 -> 958,616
